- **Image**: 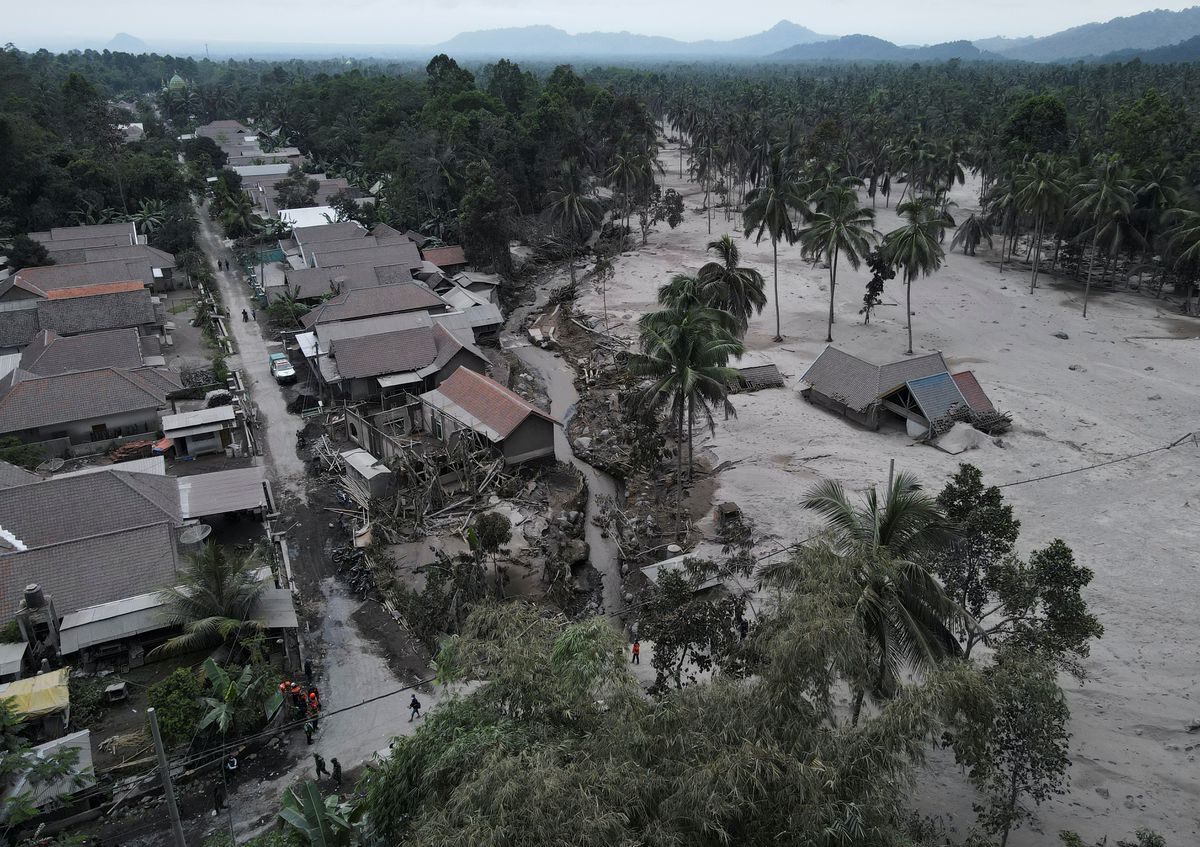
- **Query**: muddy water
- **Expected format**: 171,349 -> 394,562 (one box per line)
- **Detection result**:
510,342 -> 625,614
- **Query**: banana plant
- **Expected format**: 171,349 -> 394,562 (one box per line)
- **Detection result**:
279,780 -> 358,846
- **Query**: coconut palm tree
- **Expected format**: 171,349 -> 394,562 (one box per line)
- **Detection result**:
795,472 -> 963,722
883,197 -> 949,355
798,185 -> 877,343
1164,208 -> 1200,314
1014,155 -> 1068,293
153,542 -> 264,656
950,213 -> 993,256
696,235 -> 766,339
629,307 -> 743,494
1070,154 -> 1136,317
219,192 -> 261,239
743,154 -> 802,342
545,162 -> 602,286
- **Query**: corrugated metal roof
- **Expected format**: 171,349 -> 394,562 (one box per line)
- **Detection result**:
177,466 -> 267,518
254,587 -> 298,630
59,591 -> 165,654
0,641 -> 27,676
161,405 -> 236,432
951,371 -> 995,412
904,373 -> 968,426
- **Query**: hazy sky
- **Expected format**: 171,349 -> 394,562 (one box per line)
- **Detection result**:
8,0 -> 1198,48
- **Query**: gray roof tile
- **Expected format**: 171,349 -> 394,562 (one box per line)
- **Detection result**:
0,368 -> 169,434
36,289 -> 157,336
329,326 -> 439,380
300,282 -> 445,328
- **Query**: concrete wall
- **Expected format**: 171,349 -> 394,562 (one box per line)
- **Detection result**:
25,408 -> 162,450
501,416 -> 555,465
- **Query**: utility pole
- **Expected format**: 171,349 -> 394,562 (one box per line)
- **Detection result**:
887,458 -> 895,492
148,707 -> 187,847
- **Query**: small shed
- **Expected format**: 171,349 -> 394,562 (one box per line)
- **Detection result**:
161,405 -> 237,457
340,448 -> 392,499
0,668 -> 70,738
734,363 -> 785,393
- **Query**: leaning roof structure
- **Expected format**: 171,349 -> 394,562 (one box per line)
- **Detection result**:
800,347 -> 951,412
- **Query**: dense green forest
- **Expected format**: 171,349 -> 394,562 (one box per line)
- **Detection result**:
5,45 -> 1200,311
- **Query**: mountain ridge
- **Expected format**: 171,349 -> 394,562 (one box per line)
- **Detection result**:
770,34 -> 1006,63
435,20 -> 831,57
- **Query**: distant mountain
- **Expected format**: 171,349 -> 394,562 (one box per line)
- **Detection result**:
972,35 -> 1037,52
434,20 -> 832,58
106,32 -> 149,53
1094,33 -> 1200,63
998,6 -> 1200,62
770,35 -> 1002,63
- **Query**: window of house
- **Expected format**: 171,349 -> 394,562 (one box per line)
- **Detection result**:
432,414 -> 443,440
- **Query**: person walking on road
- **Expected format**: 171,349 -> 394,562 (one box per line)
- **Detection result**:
241,308 -> 248,322
313,752 -> 328,779
212,782 -> 226,816
409,695 -> 422,722
304,719 -> 315,745
331,758 -> 343,789
631,640 -> 641,665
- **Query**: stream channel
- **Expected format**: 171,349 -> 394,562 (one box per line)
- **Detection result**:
503,284 -> 625,616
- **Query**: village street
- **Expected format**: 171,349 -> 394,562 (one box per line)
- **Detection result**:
186,204 -> 448,843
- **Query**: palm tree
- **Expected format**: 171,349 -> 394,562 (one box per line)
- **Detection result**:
696,235 -> 766,338
1014,155 -> 1068,293
1164,208 -> 1200,314
798,185 -> 877,343
219,192 -> 261,239
629,307 -> 743,496
153,542 -> 264,656
884,198 -> 949,355
797,472 -> 962,722
950,213 -> 993,256
1070,154 -> 1136,317
545,162 -> 602,286
743,154 -> 802,342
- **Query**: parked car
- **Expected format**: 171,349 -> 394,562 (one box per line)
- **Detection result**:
269,352 -> 296,384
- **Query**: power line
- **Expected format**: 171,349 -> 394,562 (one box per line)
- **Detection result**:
41,673 -> 438,814
996,430 -> 1197,489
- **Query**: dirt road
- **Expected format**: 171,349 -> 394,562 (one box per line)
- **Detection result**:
193,203 -> 307,498
185,203 -> 430,843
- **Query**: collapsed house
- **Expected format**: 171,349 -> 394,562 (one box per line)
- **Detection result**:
800,346 -> 1003,438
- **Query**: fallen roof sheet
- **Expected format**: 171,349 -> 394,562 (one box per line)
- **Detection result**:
639,554 -> 722,591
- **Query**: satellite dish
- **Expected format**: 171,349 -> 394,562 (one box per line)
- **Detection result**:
179,524 -> 212,545
35,458 -> 65,476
